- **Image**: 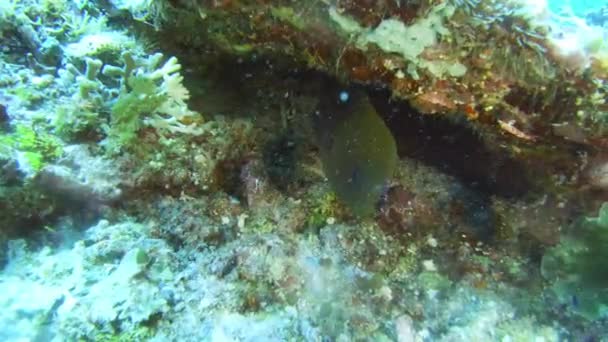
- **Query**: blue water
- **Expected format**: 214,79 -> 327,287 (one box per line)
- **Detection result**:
548,0 -> 607,17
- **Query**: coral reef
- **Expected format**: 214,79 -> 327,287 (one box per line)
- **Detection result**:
146,0 -> 606,149
542,203 -> 608,320
1,0 -> 608,341
0,220 -> 175,340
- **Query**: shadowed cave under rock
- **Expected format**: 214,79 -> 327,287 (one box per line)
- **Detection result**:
203,62 -> 562,243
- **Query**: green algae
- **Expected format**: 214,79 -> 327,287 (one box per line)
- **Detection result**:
541,203 -> 608,320
1,124 -> 63,172
314,84 -> 397,217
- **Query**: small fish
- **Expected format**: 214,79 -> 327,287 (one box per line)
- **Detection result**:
43,225 -> 56,233
572,294 -> 579,308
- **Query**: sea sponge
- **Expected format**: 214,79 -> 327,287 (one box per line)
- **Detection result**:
330,2 -> 464,79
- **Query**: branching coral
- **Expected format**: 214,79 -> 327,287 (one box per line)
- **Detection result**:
103,53 -> 203,153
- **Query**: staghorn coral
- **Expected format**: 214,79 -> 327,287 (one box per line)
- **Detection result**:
104,53 -> 203,154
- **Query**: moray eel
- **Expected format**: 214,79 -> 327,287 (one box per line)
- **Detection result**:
313,82 -> 397,217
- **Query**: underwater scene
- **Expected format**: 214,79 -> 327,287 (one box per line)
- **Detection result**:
1,0 -> 608,340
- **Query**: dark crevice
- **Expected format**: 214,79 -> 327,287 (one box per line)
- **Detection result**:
368,88 -> 534,199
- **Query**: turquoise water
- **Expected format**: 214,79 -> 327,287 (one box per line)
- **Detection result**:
548,0 -> 608,16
